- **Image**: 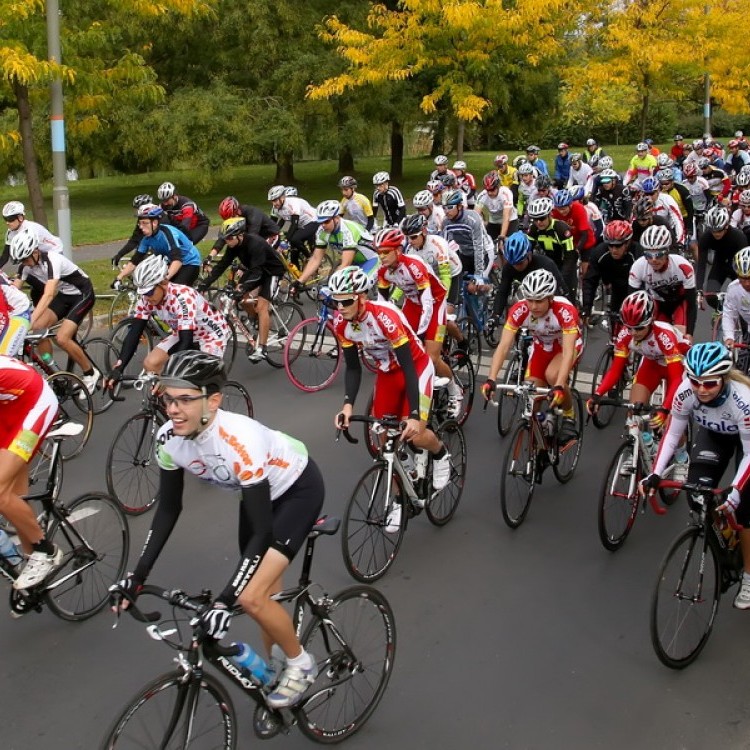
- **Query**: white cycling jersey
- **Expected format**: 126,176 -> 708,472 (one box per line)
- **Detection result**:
651,193 -> 686,245
629,254 -> 696,303
721,279 -> 750,342
271,196 -> 316,228
5,220 -> 63,255
475,187 -> 517,224
407,235 -> 462,278
730,208 -> 750,231
423,205 -> 446,234
682,176 -> 710,213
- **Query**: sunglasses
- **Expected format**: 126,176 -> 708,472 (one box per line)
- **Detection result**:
376,248 -> 396,255
688,376 -> 723,390
644,251 -> 668,259
332,297 -> 358,308
160,393 -> 206,408
607,241 -> 628,248
3,216 -> 19,223
625,323 -> 650,331
142,287 -> 158,298
407,234 -> 422,241
533,216 -> 549,222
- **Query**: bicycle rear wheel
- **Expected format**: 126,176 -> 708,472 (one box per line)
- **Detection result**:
552,389 -> 584,483
284,318 -> 342,392
45,492 -> 129,621
46,371 -> 93,459
101,671 -> 236,749
222,380 -> 253,417
590,346 -> 618,429
447,352 -> 475,426
497,353 -> 522,437
265,301 -> 304,368
297,585 -> 396,743
29,437 -> 64,502
342,464 -> 406,583
650,527 -> 720,669
110,317 -> 155,384
597,440 -> 641,552
425,420 -> 466,526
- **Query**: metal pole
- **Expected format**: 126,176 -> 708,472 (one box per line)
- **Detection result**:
703,72 -> 711,140
46,0 -> 72,258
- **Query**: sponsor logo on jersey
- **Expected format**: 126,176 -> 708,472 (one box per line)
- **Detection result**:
219,426 -> 253,469
376,310 -> 397,334
157,428 -> 175,445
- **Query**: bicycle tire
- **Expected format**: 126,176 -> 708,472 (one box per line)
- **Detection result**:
342,463 -> 407,583
71,337 -> 121,414
106,411 -> 162,516
650,526 -> 721,669
265,301 -> 304,368
447,352 -> 475,427
29,437 -> 64,502
284,318 -> 342,392
297,585 -> 396,743
222,317 -> 237,375
552,388 -> 584,483
45,492 -> 129,621
110,317 -> 155,384
46,371 -> 93,459
101,670 -> 236,749
597,439 -> 641,552
362,391 -> 380,460
76,309 -> 94,343
500,422 -> 535,528
108,289 -> 138,331
590,346 -> 618,429
425,420 -> 466,526
455,316 -> 482,372
497,353 -> 522,437
222,380 -> 254,418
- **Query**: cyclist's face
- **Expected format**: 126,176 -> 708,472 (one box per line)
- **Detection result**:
143,284 -> 166,304
271,197 -> 285,210
4,215 -> 21,229
600,180 -> 613,191
646,253 -> 669,271
407,232 -> 425,248
332,294 -> 362,320
376,183 -> 389,194
511,255 -> 530,271
224,235 -> 241,248
527,297 -> 551,317
377,247 -> 399,267
691,377 -> 724,403
444,205 -> 461,219
739,276 -> 750,291
607,240 -> 629,259
161,387 -> 219,435
341,187 -> 354,199
628,324 -> 651,342
138,218 -> 157,236
417,206 -> 433,218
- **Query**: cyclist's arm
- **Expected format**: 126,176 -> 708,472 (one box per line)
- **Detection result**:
487,323 -> 517,382
581,253 -> 602,315
113,317 -> 149,370
286,214 -> 300,239
684,287 -> 698,336
201,249 -> 233,288
338,248 -> 356,269
393,343 -> 421,419
113,227 -> 141,264
491,266 -> 512,318
297,246 -> 325,284
652,411 -> 689,476
172,329 -> 196,353
416,285 -> 434,335
30,278 -> 58,329
342,344 -> 362,406
722,295 -> 739,343
661,359 -> 685,410
594,353 -> 628,396
694,236 -> 709,289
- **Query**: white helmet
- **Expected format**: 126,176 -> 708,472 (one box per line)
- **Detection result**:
452,160 -> 467,171
636,142 -> 649,152
412,190 -> 434,208
328,266 -> 372,295
520,269 -> 556,300
527,197 -> 554,219
157,181 -> 176,201
133,255 -> 169,294
598,156 -> 614,170
267,185 -> 286,201
284,186 -> 298,196
372,171 -> 390,185
656,153 -> 673,167
315,200 -> 341,222
640,224 -> 672,252
2,200 -> 25,219
9,227 -> 38,261
434,155 -> 448,166
734,247 -> 750,277
517,163 -> 535,176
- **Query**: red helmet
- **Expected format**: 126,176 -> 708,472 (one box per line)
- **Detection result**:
219,196 -> 240,220
682,162 -> 698,178
374,227 -> 405,251
483,171 -> 500,191
620,291 -> 654,328
603,220 -> 633,245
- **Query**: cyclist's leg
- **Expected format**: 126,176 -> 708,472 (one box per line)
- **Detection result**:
144,336 -> 172,373
54,291 -> 97,371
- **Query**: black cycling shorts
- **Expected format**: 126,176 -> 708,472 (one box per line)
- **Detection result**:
49,288 -> 95,326
172,264 -> 200,287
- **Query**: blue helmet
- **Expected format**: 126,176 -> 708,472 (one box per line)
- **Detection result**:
441,189 -> 464,207
684,342 -> 732,379
136,203 -> 163,219
569,185 -> 585,202
553,189 -> 573,208
641,176 -> 659,194
503,231 -> 531,264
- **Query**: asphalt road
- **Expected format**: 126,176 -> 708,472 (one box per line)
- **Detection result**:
2,315 -> 750,750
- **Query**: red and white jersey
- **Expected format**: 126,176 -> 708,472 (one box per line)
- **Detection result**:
0,355 -> 44,403
612,320 -> 686,366
406,235 -> 462,278
332,299 -> 427,373
651,193 -> 686,245
133,283 -> 229,349
377,254 -> 446,305
628,254 -> 695,304
0,272 -> 30,316
504,296 -> 580,352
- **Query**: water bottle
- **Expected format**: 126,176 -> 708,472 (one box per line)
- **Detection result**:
400,449 -> 418,481
40,352 -> 59,372
0,529 -> 23,567
414,449 -> 428,480
232,642 -> 273,686
641,428 -> 654,456
543,413 -> 556,438
674,446 -> 689,465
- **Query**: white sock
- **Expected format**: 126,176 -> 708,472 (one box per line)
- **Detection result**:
287,649 -> 313,670
447,378 -> 461,397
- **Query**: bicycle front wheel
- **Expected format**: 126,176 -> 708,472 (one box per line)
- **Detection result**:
46,371 -> 93,459
108,289 -> 138,330
284,318 -> 342,392
552,388 -> 584,483
266,301 -> 304,368
342,464 -> 406,583
497,353 -> 522,437
650,526 -> 721,669
297,585 -> 396,744
45,492 -> 129,621
500,423 -> 535,529
101,671 -> 236,749
222,380 -> 253,417
426,420 -> 466,526
590,346 -> 617,429
597,440 -> 641,552
73,337 -> 121,414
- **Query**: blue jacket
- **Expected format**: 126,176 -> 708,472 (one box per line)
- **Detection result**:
137,224 -> 201,266
555,154 -> 571,184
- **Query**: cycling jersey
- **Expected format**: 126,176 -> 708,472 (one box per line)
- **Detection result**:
552,201 -> 595,253
455,173 -> 477,206
493,253 -> 567,319
650,193 -> 686,245
135,224 -> 201,267
591,183 -> 630,224
19,250 -> 93,297
504,296 -> 580,352
406,235 -> 462,289
430,168 -> 457,182
372,186 -> 406,227
423,205 -> 446,234
695,226 -> 745,290
475,187 -> 517,225
339,192 -> 374,229
271,196 -> 317,228
162,195 -> 209,240
566,162 -> 593,191
664,182 -> 693,223
582,241 -> 642,317
701,167 -> 731,198
629,254 -> 695,304
201,233 -> 284,290
721,279 -> 750,341
211,205 -> 279,254
682,176 -> 711,216
496,166 -> 517,188
624,154 -> 657,184
730,207 -> 750,232
4,220 -> 63,260
442,207 -> 492,278
315,218 -> 378,268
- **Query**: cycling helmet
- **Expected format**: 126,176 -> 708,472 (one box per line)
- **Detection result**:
220,216 -> 246,238
338,176 -> 357,189
315,200 -> 341,222
452,160 -> 467,171
413,190 -> 434,208
599,156 -> 614,170
682,162 -> 698,178
684,342 -> 733,379
434,155 -> 448,166
740,189 -> 750,207
328,265 -> 372,295
588,154 -> 600,169
636,142 -> 648,152
553,189 -> 573,208
284,186 -> 298,197
494,154 -> 509,165
2,200 -> 24,218
599,168 -> 618,182
629,179 -> 643,194
535,174 -> 552,191
640,224 -> 672,252
693,139 -> 705,148
157,182 -> 176,201
729,139 -> 740,149
136,203 -> 163,219
526,145 -> 540,154
520,268 -> 556,300
640,176 -> 659,194
741,164 -> 750,177
734,247 -> 750,277
402,213 -> 427,235
737,171 -> 750,188
218,196 -> 240,220
634,196 -> 653,220
705,205 -> 731,231
375,227 -> 405,252
132,194 -> 153,209
9,227 -> 38,261
603,220 -> 633,244
674,134 -> 684,141
558,142 -> 569,150
439,173 -> 457,187
372,171 -> 390,185
267,185 -> 286,201
483,172 -> 500,191
619,290 -> 653,328
657,154 -> 674,168
517,162 -> 534,176
503,231 -> 531,265
426,179 -> 443,193
527,196 -> 554,219
586,138 -> 597,147
441,189 -> 464,207
512,155 -> 528,169
133,254 -> 169,294
657,168 -> 674,183
570,152 -> 582,163
159,350 -> 227,393
697,157 -> 711,169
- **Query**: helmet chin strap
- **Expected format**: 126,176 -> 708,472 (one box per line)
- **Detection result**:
186,388 -> 212,439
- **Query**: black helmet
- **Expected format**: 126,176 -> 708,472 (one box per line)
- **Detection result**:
159,351 -> 227,393
338,176 -> 357,189
402,213 -> 427,235
132,194 -> 153,209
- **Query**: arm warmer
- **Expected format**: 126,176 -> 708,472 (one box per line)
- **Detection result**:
172,329 -> 195,353
117,317 -> 149,369
394,343 -> 420,417
684,287 -> 698,336
343,345 -> 362,405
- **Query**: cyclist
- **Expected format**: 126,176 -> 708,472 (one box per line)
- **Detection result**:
2,200 -> 63,269
157,182 -> 210,244
267,185 -> 317,269
584,138 -> 606,164
110,350 -> 325,706
493,154 -> 518,193
206,196 -> 279,264
482,268 -> 582,442
106,255 -> 229,383
0,271 -> 31,356
699,157 -> 731,203
628,224 -> 697,340
337,176 -> 375,230
552,189 -> 595,276
671,134 -> 686,165
372,171 -> 406,227
624,142 -> 657,186
724,139 -> 750,178
581,220 -> 642,325
656,153 -> 682,182
430,155 -> 455,182
681,162 -> 711,259
630,196 -> 672,246
516,162 -> 538,219
641,177 -> 686,249
554,143 -> 572,189
525,145 -> 548,176
0,356 -> 60,592
696,206 -> 744,312
566,153 -> 593,195
113,203 -> 202,288
642,342 -> 750,609
474,171 -> 518,244
590,168 -> 630,224
658,168 -> 693,241
375,227 -> 463,417
730,188 -> 750,239
111,194 -> 157,267
441,189 -> 494,283
721,248 -> 750,356
10,229 -> 100,393
330,266 -> 452,531
452,161 -> 477,209
412,189 -> 445,233
198,218 -> 284,362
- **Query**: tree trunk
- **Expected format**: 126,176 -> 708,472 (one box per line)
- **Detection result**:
274,151 -> 295,184
639,91 -> 649,141
338,143 -> 354,174
456,119 -> 465,160
389,120 -> 403,181
430,112 -> 446,157
13,79 -> 47,225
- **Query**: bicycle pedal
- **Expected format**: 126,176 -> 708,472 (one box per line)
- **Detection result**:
253,704 -> 285,739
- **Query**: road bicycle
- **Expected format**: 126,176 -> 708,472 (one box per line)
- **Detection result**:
649,480 -> 742,669
496,326 -> 533,436
706,291 -> 750,374
450,274 -> 495,372
106,374 -> 254,515
492,382 -> 584,529
0,422 -> 129,620
595,399 -> 687,552
276,238 -> 336,303
101,517 -> 395,748
340,410 -> 466,582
